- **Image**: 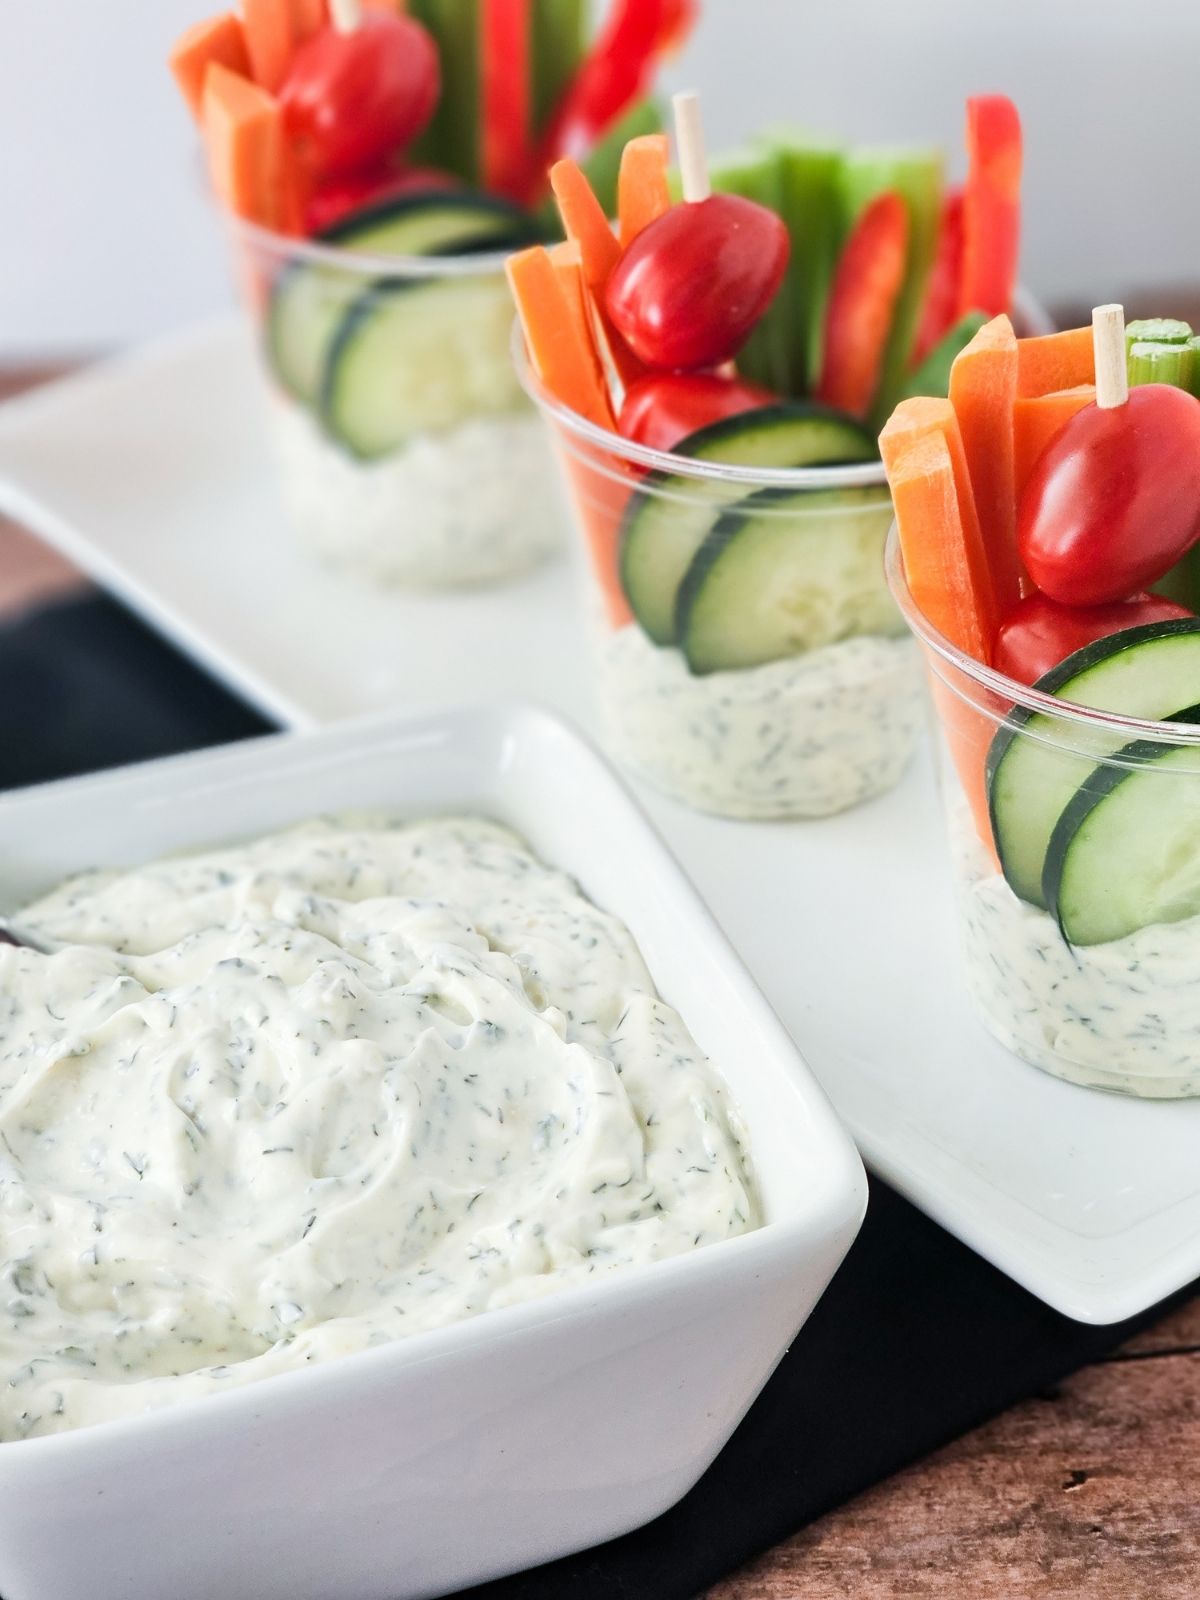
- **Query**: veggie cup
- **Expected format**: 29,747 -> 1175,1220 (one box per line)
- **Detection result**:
518,337 -> 924,820
887,525 -> 1200,1100
225,211 -> 564,588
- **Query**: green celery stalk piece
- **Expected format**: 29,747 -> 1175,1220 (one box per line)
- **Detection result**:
838,145 -> 944,423
896,311 -> 988,402
1154,545 -> 1200,609
1189,337 -> 1200,398
759,128 -> 844,395
408,0 -> 481,184
1127,340 -> 1195,391
1125,317 -> 1192,356
531,0 -> 586,135
709,144 -> 791,393
535,99 -> 664,234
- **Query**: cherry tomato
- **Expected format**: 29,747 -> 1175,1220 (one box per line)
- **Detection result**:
1018,384 -> 1200,605
617,372 -> 777,453
304,165 -> 459,235
280,14 -> 440,182
995,591 -> 1193,685
604,194 -> 789,370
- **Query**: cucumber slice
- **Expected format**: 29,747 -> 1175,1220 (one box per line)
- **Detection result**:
267,191 -> 536,405
320,270 -> 523,459
618,404 -> 877,646
676,484 -> 900,675
1043,706 -> 1200,946
987,619 -> 1200,909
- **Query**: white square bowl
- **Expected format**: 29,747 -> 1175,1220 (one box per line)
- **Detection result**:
0,702 -> 866,1600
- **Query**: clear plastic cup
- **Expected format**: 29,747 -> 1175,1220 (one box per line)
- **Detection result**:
224,213 -> 562,588
886,524 -> 1200,1099
516,342 -> 923,821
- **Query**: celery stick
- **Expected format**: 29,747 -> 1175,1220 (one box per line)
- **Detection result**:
896,311 -> 988,402
762,129 -> 844,395
710,144 -> 791,393
408,0 -> 481,184
1154,545 -> 1200,610
1125,317 -> 1192,357
1189,337 -> 1200,398
531,0 -> 586,135
838,145 -> 944,422
1127,340 -> 1195,391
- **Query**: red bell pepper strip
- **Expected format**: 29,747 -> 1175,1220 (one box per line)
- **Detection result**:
958,95 -> 1022,318
535,0 -> 697,164
816,191 -> 908,420
481,0 -> 534,202
911,188 -> 963,366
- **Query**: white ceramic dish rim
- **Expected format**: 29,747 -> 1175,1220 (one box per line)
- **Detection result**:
0,699 -> 867,1462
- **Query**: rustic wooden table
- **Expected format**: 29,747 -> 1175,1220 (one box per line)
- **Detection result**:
2,360 -> 1198,1599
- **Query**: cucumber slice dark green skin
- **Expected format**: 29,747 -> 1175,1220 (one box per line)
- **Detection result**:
320,260 -> 525,460
987,619 -> 1200,910
618,405 -> 877,647
266,191 -> 539,406
675,484 -> 900,674
1043,705 -> 1200,946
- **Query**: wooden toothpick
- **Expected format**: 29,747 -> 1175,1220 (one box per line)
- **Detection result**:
328,0 -> 363,33
1093,304 -> 1129,410
672,91 -> 711,204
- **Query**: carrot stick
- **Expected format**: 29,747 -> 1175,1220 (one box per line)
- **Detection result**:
170,13 -> 251,120
547,239 -> 610,403
617,133 -> 671,247
879,397 -> 1000,662
879,417 -> 998,850
202,63 -> 299,231
549,155 -> 643,388
548,158 -> 620,293
1013,385 -> 1095,501
948,313 -> 1022,613
242,0 -> 325,92
507,245 -> 616,431
1016,326 -> 1094,398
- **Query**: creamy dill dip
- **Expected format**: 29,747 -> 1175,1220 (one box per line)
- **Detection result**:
597,625 -> 922,820
268,398 -> 563,587
953,819 -> 1200,1098
0,816 -> 758,1442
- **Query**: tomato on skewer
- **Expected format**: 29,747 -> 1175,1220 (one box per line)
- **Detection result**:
280,12 -> 440,182
604,193 -> 789,371
1018,384 -> 1200,606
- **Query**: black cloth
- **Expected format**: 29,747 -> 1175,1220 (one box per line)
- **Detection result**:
2,593 -> 1191,1600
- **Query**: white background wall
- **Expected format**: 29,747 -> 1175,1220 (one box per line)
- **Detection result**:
2,0 -> 1198,354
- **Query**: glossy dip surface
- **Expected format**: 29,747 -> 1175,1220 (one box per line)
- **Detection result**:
0,815 -> 758,1441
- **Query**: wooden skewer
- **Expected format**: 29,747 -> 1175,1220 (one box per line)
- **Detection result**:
672,91 -> 711,204
1093,304 -> 1128,410
328,0 -> 363,33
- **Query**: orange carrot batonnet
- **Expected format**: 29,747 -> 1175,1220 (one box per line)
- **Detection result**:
617,133 -> 671,248
948,313 -> 1022,615
539,252 -> 638,627
548,157 -> 641,387
202,64 -> 298,231
1015,326 -> 1094,398
506,245 -> 615,431
880,397 -> 1001,660
170,13 -> 251,120
241,0 -> 325,92
879,409 -> 1000,850
1012,385 -> 1095,501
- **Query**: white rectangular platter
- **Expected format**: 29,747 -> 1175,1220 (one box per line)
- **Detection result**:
2,319 -> 1198,1323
